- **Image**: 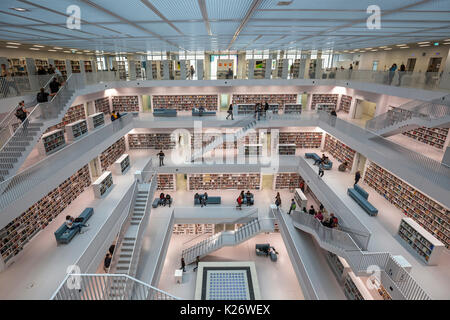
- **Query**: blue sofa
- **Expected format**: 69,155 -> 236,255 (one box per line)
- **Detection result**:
305,153 -> 333,170
194,196 -> 221,205
152,198 -> 173,208
192,110 -> 216,116
54,208 -> 94,244
348,185 -> 378,216
153,109 -> 177,117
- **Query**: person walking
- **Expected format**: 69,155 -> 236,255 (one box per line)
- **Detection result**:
189,65 -> 195,80
397,63 -> 406,86
193,256 -> 200,272
103,253 -> 112,272
318,162 -> 325,178
49,77 -> 61,96
36,87 -> 50,103
15,102 -> 29,131
158,150 -> 165,166
236,195 -> 243,210
202,192 -> 208,207
308,205 -> 316,215
354,171 -> 361,185
226,103 -> 234,120
388,63 -> 397,85
264,101 -> 269,119
180,257 -> 186,272
288,199 -> 296,215
275,196 -> 281,209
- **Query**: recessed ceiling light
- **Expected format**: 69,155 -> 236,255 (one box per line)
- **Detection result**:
379,46 -> 388,48
10,7 -> 29,12
400,46 -> 410,49
418,42 -> 430,44
384,48 -> 392,50
7,42 -> 21,45
396,44 -> 407,47
6,45 -> 18,49
365,48 -> 373,50
63,50 -> 71,53
370,49 -> 378,52
48,49 -> 57,52
419,44 -> 430,47
83,50 -> 90,52
33,45 -> 45,48
53,47 -> 63,50
29,48 -> 40,50
359,50 -> 366,53
443,42 -> 450,45
277,1 -> 293,5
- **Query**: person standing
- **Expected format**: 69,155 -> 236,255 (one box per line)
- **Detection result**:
275,192 -> 281,209
308,205 -> 316,215
288,199 -> 296,215
189,65 -> 195,80
264,101 -> 269,119
36,87 -> 50,103
158,150 -> 165,166
318,162 -> 324,178
236,195 -> 243,210
202,192 -> 208,207
226,103 -> 234,120
388,64 -> 397,85
103,253 -> 112,272
180,257 -> 186,272
397,63 -> 406,86
49,77 -> 61,96
193,256 -> 200,272
354,171 -> 361,185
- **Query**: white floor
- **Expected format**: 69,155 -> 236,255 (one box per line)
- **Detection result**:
0,149 -> 150,300
386,133 -> 444,162
157,233 -> 304,300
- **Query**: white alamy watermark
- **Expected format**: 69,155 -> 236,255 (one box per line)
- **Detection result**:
66,5 -> 81,30
367,5 -> 381,30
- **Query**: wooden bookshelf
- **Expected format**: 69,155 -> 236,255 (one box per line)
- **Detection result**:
100,137 -> 127,171
325,251 -> 351,283
152,95 -> 218,111
44,104 -> 86,134
117,60 -> 127,79
284,104 -> 302,114
35,59 -> 48,72
232,94 -> 297,112
0,165 -> 91,264
316,103 -> 336,113
8,58 -> 28,76
278,144 -> 296,155
39,129 -> 66,156
93,171 -> 113,198
157,174 -> 175,190
95,97 -> 111,115
87,112 -> 105,131
364,161 -> 449,248
172,224 -> 214,235
403,127 -> 449,150
128,133 -> 176,150
112,96 -> 139,112
324,134 -> 356,170
274,173 -> 303,190
70,60 -> 81,73
113,154 -> 130,175
188,173 -> 261,190
279,132 -> 322,148
398,218 -> 445,265
54,60 -> 67,78
84,60 -> 93,73
340,95 -> 352,113
65,119 -> 88,142
343,272 -> 374,300
311,94 -> 338,110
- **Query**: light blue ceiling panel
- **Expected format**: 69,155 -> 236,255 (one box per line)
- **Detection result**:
386,11 -> 450,21
210,21 -> 240,35
138,22 -> 181,36
149,0 -> 203,20
172,22 -> 209,36
206,0 -> 254,20
252,10 -> 369,20
88,0 -> 162,21
259,0 -> 414,11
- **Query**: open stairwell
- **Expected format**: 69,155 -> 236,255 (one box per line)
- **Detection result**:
0,84 -> 77,182
182,216 -> 274,265
190,117 -> 257,162
282,209 -> 430,300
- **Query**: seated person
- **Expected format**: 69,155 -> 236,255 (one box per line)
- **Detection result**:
194,193 -> 200,201
111,111 -> 118,122
323,213 -> 338,228
323,158 -> 330,165
338,161 -> 348,172
116,111 -> 121,119
314,211 -> 324,222
65,215 -> 89,234
159,192 -> 166,206
314,154 -> 326,165
246,190 -> 252,205
308,205 -> 316,216
165,194 -> 171,208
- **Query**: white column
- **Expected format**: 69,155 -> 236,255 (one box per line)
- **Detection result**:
65,59 -> 72,77
307,94 -> 313,111
146,60 -> 153,80
196,59 -> 204,80
129,61 -> 136,80
281,59 -> 289,79
351,152 -> 360,174
264,59 -> 272,79
162,60 -> 170,80
247,59 -> 255,79
348,97 -> 358,119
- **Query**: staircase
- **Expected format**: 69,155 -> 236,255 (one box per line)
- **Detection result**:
190,117 -> 257,162
0,79 -> 78,182
366,95 -> 450,137
283,209 -> 430,300
182,217 -> 274,264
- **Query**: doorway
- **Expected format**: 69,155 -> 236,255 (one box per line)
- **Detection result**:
88,157 -> 102,181
427,57 -> 442,72
141,95 -> 151,112
406,58 -> 416,72
176,174 -> 187,191
353,99 -> 377,127
262,174 -> 274,190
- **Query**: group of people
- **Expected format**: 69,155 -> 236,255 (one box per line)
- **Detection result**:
65,215 -> 89,234
387,63 -> 408,86
236,190 -> 253,209
180,255 -> 200,273
36,77 -> 62,103
195,192 -> 209,207
110,110 -> 122,122
254,101 -> 270,121
158,192 -> 172,207
302,204 -> 339,228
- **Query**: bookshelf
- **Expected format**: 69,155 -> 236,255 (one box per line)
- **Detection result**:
316,103 -> 336,113
128,133 -> 176,149
157,174 -> 175,190
324,134 -> 356,170
100,137 -> 127,171
0,165 -> 91,264
340,95 -> 352,113
87,112 -> 105,131
284,104 -> 302,114
311,94 -> 338,110
54,60 -> 67,78
236,104 -> 255,115
113,154 -> 130,175
278,144 -> 296,155
93,171 -> 113,198
188,173 -> 261,190
294,188 -> 307,209
65,119 -> 88,142
343,272 -> 374,300
112,96 -> 139,112
325,251 -> 351,283
232,94 -> 297,112
292,59 -> 301,79
84,60 -> 93,73
117,60 -> 127,79
44,104 -> 86,133
70,60 -> 81,73
403,127 -> 449,150
172,224 -> 214,235
39,129 -> 66,156
398,218 -> 445,265
274,173 -> 303,189
35,59 -> 48,72
244,144 -> 262,156
279,132 -> 322,148
152,95 -> 218,111
8,58 -> 28,76
95,97 -> 111,115
364,161 -> 449,248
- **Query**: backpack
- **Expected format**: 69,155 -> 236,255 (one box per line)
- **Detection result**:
15,108 -> 25,119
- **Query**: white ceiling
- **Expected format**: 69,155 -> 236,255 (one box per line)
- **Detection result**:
0,0 -> 449,53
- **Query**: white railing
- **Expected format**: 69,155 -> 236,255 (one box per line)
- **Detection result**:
50,273 -> 179,300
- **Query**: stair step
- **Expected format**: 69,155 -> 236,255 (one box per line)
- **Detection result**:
0,158 -> 18,163
122,242 -> 134,246
118,259 -> 131,264
119,254 -> 132,258
7,141 -> 29,147
124,237 -> 135,241
0,163 -> 14,169
121,248 -> 133,252
11,136 -> 33,141
3,147 -> 25,152
130,222 -> 139,225
0,170 -> 9,175
0,152 -> 22,158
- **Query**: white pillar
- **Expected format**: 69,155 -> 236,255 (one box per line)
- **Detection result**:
196,59 -> 204,80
